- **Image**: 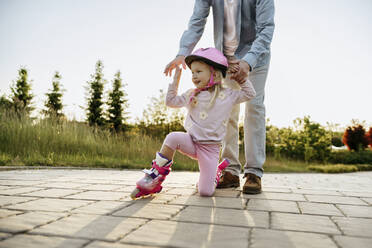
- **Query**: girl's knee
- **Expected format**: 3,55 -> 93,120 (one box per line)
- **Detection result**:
198,186 -> 215,197
164,132 -> 178,148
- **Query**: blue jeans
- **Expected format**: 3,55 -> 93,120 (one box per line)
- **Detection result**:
221,63 -> 270,178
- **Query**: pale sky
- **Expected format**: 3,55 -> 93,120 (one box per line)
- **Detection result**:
0,0 -> 371,128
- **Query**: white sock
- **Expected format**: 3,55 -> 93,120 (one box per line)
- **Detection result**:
155,152 -> 170,167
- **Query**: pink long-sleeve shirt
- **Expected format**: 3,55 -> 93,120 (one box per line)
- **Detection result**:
166,80 -> 256,144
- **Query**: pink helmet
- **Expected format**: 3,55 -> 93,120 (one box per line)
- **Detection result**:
185,47 -> 228,77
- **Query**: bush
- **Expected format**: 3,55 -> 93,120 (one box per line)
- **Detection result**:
308,164 -> 358,173
330,150 -> 372,164
331,137 -> 343,147
266,116 -> 332,162
342,125 -> 368,151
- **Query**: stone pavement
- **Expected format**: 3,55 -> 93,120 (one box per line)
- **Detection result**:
0,169 -> 371,248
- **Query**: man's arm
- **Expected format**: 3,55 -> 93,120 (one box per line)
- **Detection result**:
177,0 -> 211,57
242,0 -> 275,70
164,0 -> 211,76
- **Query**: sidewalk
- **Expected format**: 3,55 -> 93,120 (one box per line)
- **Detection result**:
0,169 -> 371,248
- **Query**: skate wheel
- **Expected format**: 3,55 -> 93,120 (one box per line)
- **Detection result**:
130,188 -> 141,200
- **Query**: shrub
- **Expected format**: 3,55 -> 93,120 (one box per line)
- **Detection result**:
342,125 -> 368,151
308,164 -> 358,173
330,150 -> 372,164
267,116 -> 332,162
331,137 -> 343,147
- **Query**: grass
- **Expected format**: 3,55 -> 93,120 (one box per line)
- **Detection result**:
0,110 -> 370,173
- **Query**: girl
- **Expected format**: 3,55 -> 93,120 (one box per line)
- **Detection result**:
131,47 -> 256,199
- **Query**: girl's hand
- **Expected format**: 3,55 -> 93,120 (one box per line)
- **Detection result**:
227,56 -> 240,74
231,60 -> 251,84
173,66 -> 182,86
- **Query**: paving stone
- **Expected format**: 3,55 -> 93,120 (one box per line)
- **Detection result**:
172,205 -> 268,228
332,217 -> 372,237
77,184 -> 123,191
0,233 -> 11,240
337,204 -> 372,218
163,183 -> 196,189
112,202 -> 184,220
247,199 -> 299,213
0,187 -> 44,195
298,202 -> 343,216
37,182 -> 90,189
0,186 -> 14,190
112,186 -> 135,193
292,189 -> 342,196
0,180 -> 43,186
341,191 -> 372,198
333,235 -> 372,248
135,193 -> 178,204
242,192 -> 306,201
22,188 -> 84,198
122,220 -> 249,248
0,209 -> 22,218
213,188 -> 241,198
0,212 -> 66,233
261,187 -> 292,193
1,170 -> 372,247
65,191 -> 129,201
31,213 -> 147,241
306,195 -> 367,205
272,213 -> 341,234
0,234 -> 88,248
169,195 -> 246,209
6,198 -> 92,212
165,188 -> 197,196
251,228 -> 338,248
0,196 -> 36,207
72,201 -> 131,215
86,241 -> 160,248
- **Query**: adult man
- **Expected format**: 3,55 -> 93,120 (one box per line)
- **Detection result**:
164,0 -> 275,194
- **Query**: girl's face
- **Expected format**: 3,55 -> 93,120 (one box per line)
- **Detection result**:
190,61 -> 212,89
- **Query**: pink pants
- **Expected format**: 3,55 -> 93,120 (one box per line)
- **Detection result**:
163,132 -> 220,197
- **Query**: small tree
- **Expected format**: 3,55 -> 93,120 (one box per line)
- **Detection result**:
107,71 -> 129,132
342,125 -> 368,151
11,67 -> 33,116
139,89 -> 184,138
0,95 -> 12,110
43,71 -> 65,119
86,60 -> 106,127
366,127 -> 372,149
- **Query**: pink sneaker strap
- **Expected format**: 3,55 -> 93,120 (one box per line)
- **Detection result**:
152,162 -> 171,176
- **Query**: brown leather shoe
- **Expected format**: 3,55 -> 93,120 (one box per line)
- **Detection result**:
216,171 -> 240,188
242,173 -> 262,194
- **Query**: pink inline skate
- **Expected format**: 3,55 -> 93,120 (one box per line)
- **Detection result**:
131,153 -> 172,200
215,158 -> 230,187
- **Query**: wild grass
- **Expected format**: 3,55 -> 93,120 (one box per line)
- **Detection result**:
1,110 -> 370,173
0,111 -> 197,170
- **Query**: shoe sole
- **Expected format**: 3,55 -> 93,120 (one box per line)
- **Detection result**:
216,183 -> 240,189
242,187 -> 262,194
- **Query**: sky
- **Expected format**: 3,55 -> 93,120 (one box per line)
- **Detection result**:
0,0 -> 371,129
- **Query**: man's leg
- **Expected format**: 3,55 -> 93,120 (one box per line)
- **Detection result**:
243,63 -> 270,178
221,103 -> 241,176
219,74 -> 241,188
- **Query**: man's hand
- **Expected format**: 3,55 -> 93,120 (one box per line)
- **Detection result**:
173,66 -> 182,86
226,55 -> 240,74
231,60 -> 251,84
164,55 -> 186,77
